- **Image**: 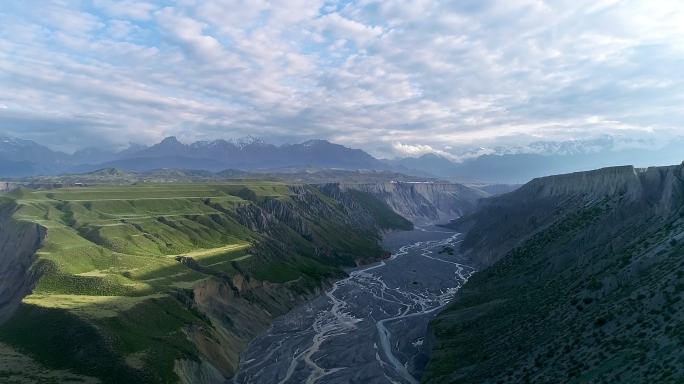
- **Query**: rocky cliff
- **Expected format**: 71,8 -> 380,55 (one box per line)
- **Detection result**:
515,164 -> 684,207
449,164 -> 684,266
424,162 -> 684,383
0,182 -> 19,192
175,273 -> 336,383
339,182 -> 487,224
0,199 -> 45,324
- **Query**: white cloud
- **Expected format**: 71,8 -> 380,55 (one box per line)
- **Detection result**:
0,0 -> 682,155
392,142 -> 458,160
93,0 -> 157,20
39,5 -> 103,33
317,13 -> 383,46
155,7 -> 226,62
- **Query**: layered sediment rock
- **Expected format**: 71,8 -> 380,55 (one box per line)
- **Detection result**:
452,163 -> 684,267
339,182 -> 487,223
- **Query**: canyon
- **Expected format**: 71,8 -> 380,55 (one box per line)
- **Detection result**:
0,180 -> 482,383
233,226 -> 474,384
4,162 -> 683,383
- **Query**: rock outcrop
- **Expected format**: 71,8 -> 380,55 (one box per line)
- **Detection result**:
450,163 -> 684,267
339,182 -> 487,224
0,182 -> 18,192
173,275 -> 335,384
516,164 -> 684,207
0,200 -> 45,324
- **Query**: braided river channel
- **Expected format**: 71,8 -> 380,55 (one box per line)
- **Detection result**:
233,226 -> 475,384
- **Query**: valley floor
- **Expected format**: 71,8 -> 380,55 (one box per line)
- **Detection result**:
233,226 -> 475,384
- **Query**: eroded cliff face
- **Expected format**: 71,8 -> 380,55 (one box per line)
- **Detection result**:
174,274 -> 335,384
174,186 -> 404,382
452,163 -> 684,267
0,200 -> 45,324
0,182 -> 17,192
518,164 -> 684,207
339,182 -> 487,224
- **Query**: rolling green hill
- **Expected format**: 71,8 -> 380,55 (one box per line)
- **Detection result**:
0,182 -> 411,383
423,164 -> 684,383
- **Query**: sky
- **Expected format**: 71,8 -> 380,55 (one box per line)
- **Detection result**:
0,0 -> 683,159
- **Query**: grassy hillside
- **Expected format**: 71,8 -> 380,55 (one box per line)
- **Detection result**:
0,182 -> 410,383
424,165 -> 684,383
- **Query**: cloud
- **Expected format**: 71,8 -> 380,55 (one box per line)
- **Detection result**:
155,7 -> 226,62
93,0 -> 157,20
316,13 -> 383,46
38,4 -> 104,33
392,142 -> 458,160
0,0 -> 682,156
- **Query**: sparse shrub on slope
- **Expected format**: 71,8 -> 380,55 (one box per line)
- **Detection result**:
424,163 -> 684,384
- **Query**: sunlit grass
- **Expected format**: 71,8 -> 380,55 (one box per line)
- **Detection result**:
23,294 -> 168,319
0,181 -> 403,382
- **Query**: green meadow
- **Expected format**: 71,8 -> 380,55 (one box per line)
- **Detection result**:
11,183 -> 278,295
0,182 -> 408,383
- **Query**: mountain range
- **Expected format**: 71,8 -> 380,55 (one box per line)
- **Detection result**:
2,135 -> 682,184
0,136 -> 387,177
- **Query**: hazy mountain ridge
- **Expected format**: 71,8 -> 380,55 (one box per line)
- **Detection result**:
424,162 -> 684,383
4,134 -> 684,183
0,136 -> 390,177
386,138 -> 684,184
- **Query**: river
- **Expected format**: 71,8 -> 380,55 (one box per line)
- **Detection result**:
232,226 -> 475,384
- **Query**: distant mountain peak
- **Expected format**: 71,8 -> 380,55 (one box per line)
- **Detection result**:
233,136 -> 266,149
142,136 -> 188,156
0,136 -> 68,172
301,139 -> 331,146
418,153 -> 450,161
159,136 -> 182,145
0,135 -> 389,177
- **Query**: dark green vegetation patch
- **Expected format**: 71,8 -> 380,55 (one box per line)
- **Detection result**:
424,164 -> 684,384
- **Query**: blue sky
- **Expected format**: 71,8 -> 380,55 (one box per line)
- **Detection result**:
0,0 -> 683,159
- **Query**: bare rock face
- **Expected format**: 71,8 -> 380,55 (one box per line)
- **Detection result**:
231,203 -> 273,232
520,164 -> 684,207
174,358 -> 225,384
0,182 -> 18,192
0,201 -> 46,324
523,165 -> 642,200
452,163 -> 684,267
638,164 -> 684,213
339,182 -> 487,224
177,275 -> 335,383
